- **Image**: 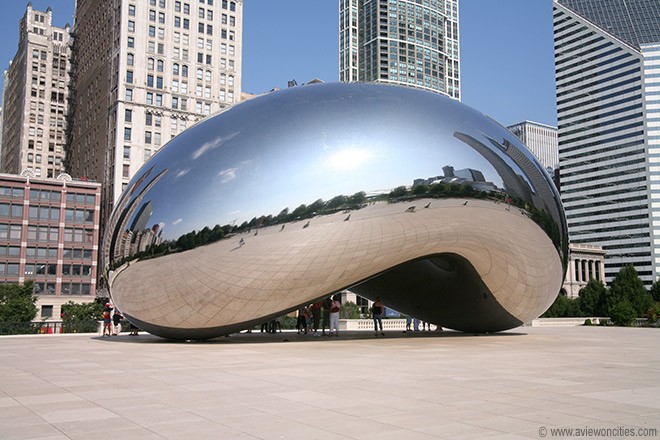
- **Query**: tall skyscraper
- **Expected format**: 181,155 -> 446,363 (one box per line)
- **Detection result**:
68,0 -> 243,226
507,120 -> 558,172
553,0 -> 660,286
339,0 -> 460,99
0,5 -> 71,178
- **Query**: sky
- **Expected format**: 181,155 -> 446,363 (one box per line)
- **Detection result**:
0,0 -> 557,128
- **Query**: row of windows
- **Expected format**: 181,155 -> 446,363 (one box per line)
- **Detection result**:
561,175 -> 646,195
557,85 -> 641,117
559,120 -> 643,147
559,127 -> 644,153
561,156 -> 645,179
558,103 -> 639,131
557,64 -> 639,99
1,246 -> 92,261
0,188 -> 96,205
34,282 -> 92,296
562,184 -> 646,203
23,263 -> 92,276
25,247 -> 93,260
566,201 -> 649,220
567,213 -> 649,229
557,64 -> 639,106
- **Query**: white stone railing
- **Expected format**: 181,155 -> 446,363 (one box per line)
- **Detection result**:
340,319 -> 438,331
529,317 -> 610,327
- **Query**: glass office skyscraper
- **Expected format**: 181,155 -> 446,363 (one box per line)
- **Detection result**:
554,0 -> 660,285
339,0 -> 460,99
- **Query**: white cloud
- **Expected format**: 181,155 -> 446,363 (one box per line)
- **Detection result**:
172,218 -> 183,225
218,167 -> 238,183
191,132 -> 238,160
175,168 -> 190,178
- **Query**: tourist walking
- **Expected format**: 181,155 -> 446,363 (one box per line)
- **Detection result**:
322,296 -> 332,335
328,296 -> 341,336
112,310 -> 123,335
311,301 -> 322,336
371,297 -> 385,336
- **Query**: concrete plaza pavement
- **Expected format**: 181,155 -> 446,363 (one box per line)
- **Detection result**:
0,326 -> 659,440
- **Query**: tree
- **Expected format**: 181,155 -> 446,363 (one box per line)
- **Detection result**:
542,294 -> 581,317
650,279 -> 660,302
61,301 -> 103,333
339,301 -> 361,319
412,184 -> 428,196
0,281 -> 37,324
348,191 -> 367,207
647,302 -> 660,324
609,301 -> 636,326
608,265 -> 654,316
578,279 -> 607,317
389,186 -> 408,199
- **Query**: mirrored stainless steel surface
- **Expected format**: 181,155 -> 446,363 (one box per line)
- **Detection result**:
103,83 -> 568,340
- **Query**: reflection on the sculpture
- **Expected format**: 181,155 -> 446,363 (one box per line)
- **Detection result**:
103,82 -> 568,340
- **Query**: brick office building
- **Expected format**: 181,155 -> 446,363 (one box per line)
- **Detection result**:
0,173 -> 100,321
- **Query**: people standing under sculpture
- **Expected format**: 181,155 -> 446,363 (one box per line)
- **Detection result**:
296,306 -> 308,334
328,295 -> 341,336
371,297 -> 385,336
321,296 -> 332,335
413,317 -> 420,332
112,310 -> 123,335
311,301 -> 322,336
405,315 -> 412,332
304,305 -> 313,333
102,303 -> 113,337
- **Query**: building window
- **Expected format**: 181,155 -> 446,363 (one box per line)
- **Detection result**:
128,36 -> 134,48
127,53 -> 134,66
128,20 -> 135,32
126,70 -> 133,83
124,127 -> 131,141
125,89 -> 133,101
123,164 -> 130,178
123,146 -> 130,160
147,92 -> 154,105
125,109 -> 132,122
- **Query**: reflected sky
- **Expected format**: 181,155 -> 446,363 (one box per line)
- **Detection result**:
116,83 -> 557,241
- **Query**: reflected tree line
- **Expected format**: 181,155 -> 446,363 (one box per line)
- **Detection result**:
112,180 -> 560,269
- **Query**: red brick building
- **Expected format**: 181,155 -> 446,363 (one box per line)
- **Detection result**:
0,173 -> 100,320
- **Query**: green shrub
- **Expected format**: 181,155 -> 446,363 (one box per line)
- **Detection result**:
339,301 -> 361,319
609,301 -> 637,326
646,302 -> 660,324
583,319 -> 593,326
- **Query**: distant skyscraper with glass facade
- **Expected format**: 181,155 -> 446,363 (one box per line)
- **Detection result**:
553,0 -> 660,286
339,0 -> 460,99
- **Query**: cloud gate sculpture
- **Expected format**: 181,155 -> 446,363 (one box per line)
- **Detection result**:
103,83 -> 568,340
